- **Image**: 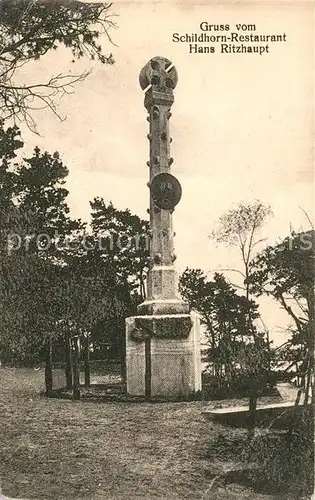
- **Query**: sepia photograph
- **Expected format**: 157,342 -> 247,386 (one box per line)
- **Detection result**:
0,1 -> 314,499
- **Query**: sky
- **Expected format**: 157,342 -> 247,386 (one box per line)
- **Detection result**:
19,0 -> 314,344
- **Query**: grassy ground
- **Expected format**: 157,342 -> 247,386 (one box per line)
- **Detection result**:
0,368 -> 294,500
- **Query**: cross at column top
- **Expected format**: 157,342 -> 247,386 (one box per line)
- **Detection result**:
139,56 -> 178,92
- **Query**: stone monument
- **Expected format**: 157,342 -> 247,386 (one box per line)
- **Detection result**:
125,57 -> 202,400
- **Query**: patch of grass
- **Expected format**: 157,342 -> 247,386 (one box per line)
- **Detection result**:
205,412 -> 314,499
239,409 -> 314,498
1,368 -> 309,500
0,368 -> 218,499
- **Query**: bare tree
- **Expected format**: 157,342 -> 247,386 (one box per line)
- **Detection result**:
0,0 -> 116,131
210,200 -> 273,299
210,200 -> 273,433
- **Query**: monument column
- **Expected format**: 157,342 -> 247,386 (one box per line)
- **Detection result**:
125,57 -> 202,400
137,56 -> 187,315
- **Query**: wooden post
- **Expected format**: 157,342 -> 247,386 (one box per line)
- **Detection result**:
248,384 -> 257,438
45,335 -> 53,396
144,336 -> 151,399
119,328 -> 126,384
84,336 -> 91,388
65,335 -> 72,390
72,336 -> 80,401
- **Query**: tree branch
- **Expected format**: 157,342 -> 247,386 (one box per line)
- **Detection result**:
279,293 -> 305,335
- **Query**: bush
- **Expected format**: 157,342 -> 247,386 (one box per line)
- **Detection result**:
202,371 -> 275,400
241,406 -> 314,497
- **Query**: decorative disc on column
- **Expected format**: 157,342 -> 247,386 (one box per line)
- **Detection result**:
150,172 -> 182,210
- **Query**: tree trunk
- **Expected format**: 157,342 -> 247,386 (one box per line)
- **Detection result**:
72,336 -> 80,401
248,389 -> 257,437
65,335 -> 72,390
139,270 -> 146,301
45,335 -> 53,397
119,328 -> 126,383
307,291 -> 314,405
84,336 -> 91,388
304,366 -> 311,406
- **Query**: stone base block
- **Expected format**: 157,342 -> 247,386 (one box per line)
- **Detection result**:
137,298 -> 189,315
125,313 -> 202,400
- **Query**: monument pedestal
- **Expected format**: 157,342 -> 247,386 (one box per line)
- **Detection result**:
125,313 -> 202,400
